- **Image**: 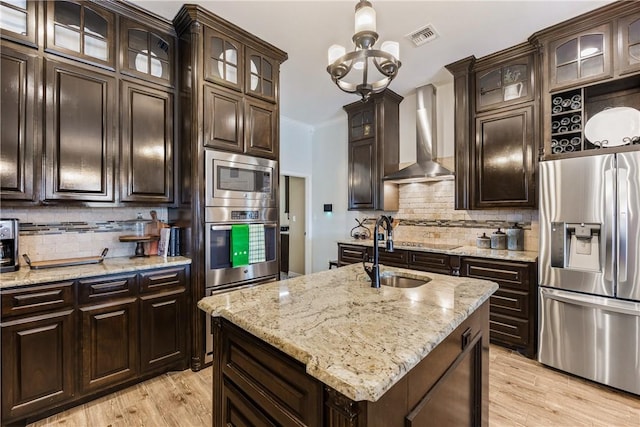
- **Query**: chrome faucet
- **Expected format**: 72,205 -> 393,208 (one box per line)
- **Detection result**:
364,215 -> 394,288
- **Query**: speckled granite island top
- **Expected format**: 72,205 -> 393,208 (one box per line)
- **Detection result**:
198,263 -> 498,402
0,256 -> 192,289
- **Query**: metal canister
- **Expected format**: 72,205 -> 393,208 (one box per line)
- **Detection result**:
476,233 -> 491,249
507,223 -> 524,251
490,228 -> 506,250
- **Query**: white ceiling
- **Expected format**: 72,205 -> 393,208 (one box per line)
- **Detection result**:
130,0 -> 614,127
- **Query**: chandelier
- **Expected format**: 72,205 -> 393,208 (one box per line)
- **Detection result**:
326,0 -> 401,101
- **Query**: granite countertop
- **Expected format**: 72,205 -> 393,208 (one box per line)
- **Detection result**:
338,239 -> 538,263
0,256 -> 192,289
198,263 -> 498,402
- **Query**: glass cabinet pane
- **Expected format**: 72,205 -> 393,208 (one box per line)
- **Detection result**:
629,19 -> 640,63
556,39 -> 578,65
579,34 -> 603,57
51,2 -> 111,62
126,28 -> 170,80
556,62 -> 578,83
84,8 -> 106,38
580,55 -> 604,78
55,1 -> 80,28
249,55 -> 260,91
209,36 -> 239,84
54,24 -> 80,51
0,3 -> 27,34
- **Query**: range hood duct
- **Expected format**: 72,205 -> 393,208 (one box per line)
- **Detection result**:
383,84 -> 454,183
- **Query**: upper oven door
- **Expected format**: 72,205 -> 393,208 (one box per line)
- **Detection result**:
205,150 -> 277,208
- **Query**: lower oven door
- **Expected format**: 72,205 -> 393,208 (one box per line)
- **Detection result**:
205,222 -> 278,287
204,276 -> 278,364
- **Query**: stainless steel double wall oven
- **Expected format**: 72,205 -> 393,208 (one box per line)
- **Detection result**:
204,150 -> 279,362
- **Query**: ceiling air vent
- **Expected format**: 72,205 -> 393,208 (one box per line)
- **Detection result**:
406,24 -> 439,47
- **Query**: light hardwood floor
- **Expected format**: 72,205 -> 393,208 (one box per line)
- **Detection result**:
30,345 -> 639,426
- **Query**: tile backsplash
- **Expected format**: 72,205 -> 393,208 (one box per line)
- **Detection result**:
354,179 -> 539,251
1,207 -> 169,265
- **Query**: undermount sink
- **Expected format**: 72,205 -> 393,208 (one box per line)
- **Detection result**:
379,273 -> 431,288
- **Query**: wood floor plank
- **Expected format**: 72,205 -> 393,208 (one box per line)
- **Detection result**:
26,346 -> 639,427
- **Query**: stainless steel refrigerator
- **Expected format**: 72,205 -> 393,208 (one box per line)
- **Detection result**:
539,151 -> 640,395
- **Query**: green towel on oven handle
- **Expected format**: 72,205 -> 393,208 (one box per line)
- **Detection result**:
230,224 -> 249,267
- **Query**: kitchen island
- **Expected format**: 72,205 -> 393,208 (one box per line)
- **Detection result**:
198,264 -> 498,426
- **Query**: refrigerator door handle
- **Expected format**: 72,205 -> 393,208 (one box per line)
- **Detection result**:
540,288 -> 640,317
604,165 -> 615,283
618,167 -> 628,283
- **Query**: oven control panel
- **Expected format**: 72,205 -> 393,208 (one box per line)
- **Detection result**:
231,210 -> 259,220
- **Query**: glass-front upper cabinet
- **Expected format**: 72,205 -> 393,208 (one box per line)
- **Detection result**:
46,1 -> 115,67
617,12 -> 640,75
548,23 -> 613,90
0,0 -> 37,46
120,18 -> 173,85
476,55 -> 533,111
246,48 -> 277,102
203,27 -> 243,91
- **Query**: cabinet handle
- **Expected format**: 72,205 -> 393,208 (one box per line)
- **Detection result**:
461,327 -> 472,350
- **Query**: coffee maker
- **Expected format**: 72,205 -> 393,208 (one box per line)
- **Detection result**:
0,219 -> 19,272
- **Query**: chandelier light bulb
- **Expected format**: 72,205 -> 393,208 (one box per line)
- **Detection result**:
328,44 -> 346,66
354,1 -> 376,34
381,41 -> 399,61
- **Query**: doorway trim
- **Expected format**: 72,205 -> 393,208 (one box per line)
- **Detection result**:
280,171 -> 312,275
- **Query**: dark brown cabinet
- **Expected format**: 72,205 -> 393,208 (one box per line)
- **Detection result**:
475,105 -> 535,208
447,44 -> 538,210
409,251 -> 452,275
120,17 -> 174,86
244,96 -> 277,159
0,0 -> 38,46
45,0 -> 115,68
203,27 -> 243,92
344,90 -> 402,211
460,257 -> 536,358
120,80 -> 174,203
245,47 -> 278,103
44,59 -> 116,202
1,265 -> 190,425
337,243 -> 368,266
203,84 -> 244,152
618,12 -> 640,76
1,282 -> 75,423
0,45 -> 37,201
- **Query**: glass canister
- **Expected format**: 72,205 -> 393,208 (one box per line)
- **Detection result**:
490,228 -> 506,249
507,223 -> 524,251
476,233 -> 491,249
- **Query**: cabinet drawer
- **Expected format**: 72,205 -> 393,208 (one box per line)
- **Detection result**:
338,244 -> 368,265
78,274 -> 137,305
378,248 -> 408,268
461,258 -> 531,290
139,267 -> 186,293
222,321 -> 322,426
490,289 -> 529,318
1,282 -> 74,318
489,313 -> 529,347
409,252 -> 451,274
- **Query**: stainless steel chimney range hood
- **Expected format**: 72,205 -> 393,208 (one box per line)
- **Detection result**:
383,84 -> 454,183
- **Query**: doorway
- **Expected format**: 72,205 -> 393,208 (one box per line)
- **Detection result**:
280,174 -> 307,277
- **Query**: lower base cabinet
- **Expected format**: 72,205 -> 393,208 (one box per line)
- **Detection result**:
0,265 -> 190,426
212,302 -> 489,426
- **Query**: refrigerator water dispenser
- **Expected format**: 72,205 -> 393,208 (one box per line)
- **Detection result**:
550,222 -> 601,271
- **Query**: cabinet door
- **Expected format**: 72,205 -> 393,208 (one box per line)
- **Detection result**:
245,48 -> 278,102
45,0 -> 115,68
348,106 -> 375,141
0,0 -> 38,46
1,45 -> 36,201
476,55 -> 533,111
120,18 -> 173,86
1,309 -> 75,422
617,12 -> 640,76
474,106 -> 535,208
348,138 -> 376,210
548,23 -> 613,91
338,244 -> 369,266
44,60 -> 115,201
244,97 -> 277,159
79,297 -> 138,393
203,27 -> 243,91
203,84 -> 243,152
120,80 -> 173,203
139,289 -> 186,373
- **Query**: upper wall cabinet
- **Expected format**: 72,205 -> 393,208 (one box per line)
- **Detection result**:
203,27 -> 243,92
547,23 -> 613,91
476,55 -> 534,112
45,0 -> 115,68
0,45 -> 37,201
617,11 -> 640,76
120,17 -> 174,86
0,0 -> 38,46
